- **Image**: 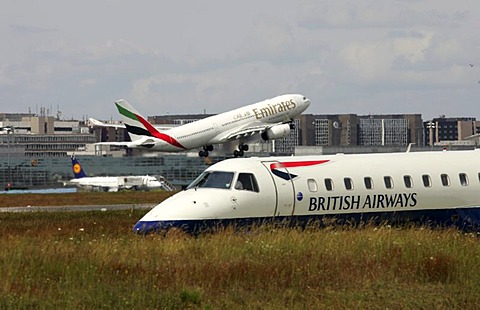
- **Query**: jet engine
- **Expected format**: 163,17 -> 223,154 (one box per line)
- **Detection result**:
261,123 -> 291,140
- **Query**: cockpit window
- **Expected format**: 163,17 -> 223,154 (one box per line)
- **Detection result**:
234,173 -> 259,192
187,171 -> 234,190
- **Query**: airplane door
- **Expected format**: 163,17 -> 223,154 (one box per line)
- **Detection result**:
261,161 -> 295,217
213,122 -> 220,135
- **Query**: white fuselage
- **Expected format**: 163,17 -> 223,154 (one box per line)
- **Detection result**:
68,175 -> 162,192
136,94 -> 310,151
134,150 -> 480,233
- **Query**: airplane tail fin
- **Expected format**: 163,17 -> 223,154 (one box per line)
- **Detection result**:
71,156 -> 87,179
114,99 -> 187,150
114,99 -> 160,142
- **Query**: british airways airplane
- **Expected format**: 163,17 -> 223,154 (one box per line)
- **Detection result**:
133,149 -> 480,234
112,94 -> 310,157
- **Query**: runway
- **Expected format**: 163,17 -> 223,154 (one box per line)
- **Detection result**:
0,203 -> 156,213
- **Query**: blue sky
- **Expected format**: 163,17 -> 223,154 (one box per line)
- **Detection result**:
1,0 -> 479,120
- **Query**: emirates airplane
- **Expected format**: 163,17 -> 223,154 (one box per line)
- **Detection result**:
112,94 -> 310,157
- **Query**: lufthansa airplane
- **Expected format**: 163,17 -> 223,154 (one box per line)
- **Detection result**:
65,156 -> 166,192
133,149 -> 480,234
112,94 -> 310,157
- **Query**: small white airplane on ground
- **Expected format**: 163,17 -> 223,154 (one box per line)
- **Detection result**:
133,149 -> 480,234
65,156 -> 169,192
109,94 -> 310,157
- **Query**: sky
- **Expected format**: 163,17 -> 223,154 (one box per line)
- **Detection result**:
1,0 -> 479,121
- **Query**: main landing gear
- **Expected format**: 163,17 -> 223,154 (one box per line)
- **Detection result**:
198,143 -> 249,157
198,145 -> 213,157
233,143 -> 249,158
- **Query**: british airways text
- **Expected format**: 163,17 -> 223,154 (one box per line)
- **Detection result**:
308,193 -> 418,211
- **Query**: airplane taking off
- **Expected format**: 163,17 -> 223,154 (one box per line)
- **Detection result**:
65,156 -> 169,192
112,94 -> 310,157
133,149 -> 480,234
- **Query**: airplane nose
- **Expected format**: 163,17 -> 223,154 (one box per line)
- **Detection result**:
133,220 -> 161,235
302,96 -> 311,107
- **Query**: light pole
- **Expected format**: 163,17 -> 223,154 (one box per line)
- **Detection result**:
426,121 -> 436,147
6,126 -> 13,189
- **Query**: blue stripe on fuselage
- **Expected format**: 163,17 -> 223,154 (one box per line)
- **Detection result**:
132,207 -> 480,235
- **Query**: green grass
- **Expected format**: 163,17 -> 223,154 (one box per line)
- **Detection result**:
1,210 -> 480,309
0,191 -> 175,208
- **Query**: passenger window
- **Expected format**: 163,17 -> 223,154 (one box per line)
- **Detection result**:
422,174 -> 431,188
384,176 -> 393,189
403,175 -> 413,188
307,179 -> 318,192
235,173 -> 259,192
364,177 -> 373,190
459,173 -> 469,186
344,177 -> 353,190
324,178 -> 334,191
441,174 -> 450,186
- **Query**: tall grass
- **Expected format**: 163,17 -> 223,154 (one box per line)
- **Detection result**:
1,211 -> 480,308
0,191 -> 175,208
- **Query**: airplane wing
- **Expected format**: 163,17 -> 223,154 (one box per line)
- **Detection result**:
220,110 -> 295,141
94,141 -> 133,147
220,121 -> 290,141
88,118 -> 124,129
95,137 -> 158,148
89,118 -> 176,131
153,125 -> 176,131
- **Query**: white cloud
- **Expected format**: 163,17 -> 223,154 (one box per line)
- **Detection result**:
298,0 -> 467,29
0,0 -> 479,120
336,32 -> 431,82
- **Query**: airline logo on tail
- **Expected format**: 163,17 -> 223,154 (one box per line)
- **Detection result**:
115,100 -> 187,150
71,156 -> 87,179
270,160 -> 330,180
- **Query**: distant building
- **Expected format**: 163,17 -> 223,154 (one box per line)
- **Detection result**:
357,114 -> 423,147
0,134 -> 96,157
0,112 -> 95,157
274,119 -> 300,154
298,114 -> 359,147
424,117 -> 480,146
90,126 -> 129,144
297,113 -> 423,148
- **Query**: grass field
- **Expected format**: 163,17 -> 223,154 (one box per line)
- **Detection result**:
0,191 -> 175,208
1,206 -> 480,309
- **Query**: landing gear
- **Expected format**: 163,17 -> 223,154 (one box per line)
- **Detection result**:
198,145 -> 213,157
233,144 -> 249,157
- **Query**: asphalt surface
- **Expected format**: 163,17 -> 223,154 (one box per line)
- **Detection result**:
0,203 -> 156,213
